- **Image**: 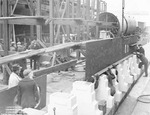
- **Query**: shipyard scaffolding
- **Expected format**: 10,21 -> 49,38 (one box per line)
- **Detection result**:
0,0 -> 107,50
0,0 -> 107,84
0,0 -> 149,115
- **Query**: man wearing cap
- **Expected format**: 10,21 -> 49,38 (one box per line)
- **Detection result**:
135,52 -> 149,77
8,64 -> 22,88
10,42 -> 17,51
136,44 -> 145,55
16,69 -> 40,109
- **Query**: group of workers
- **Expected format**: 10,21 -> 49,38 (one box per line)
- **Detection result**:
1,37 -> 149,111
10,40 -> 42,72
89,43 -> 149,97
8,64 -> 40,109
7,40 -> 42,109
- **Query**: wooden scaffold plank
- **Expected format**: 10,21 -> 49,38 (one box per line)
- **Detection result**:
33,59 -> 77,77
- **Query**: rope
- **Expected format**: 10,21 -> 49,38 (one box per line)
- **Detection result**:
137,94 -> 150,103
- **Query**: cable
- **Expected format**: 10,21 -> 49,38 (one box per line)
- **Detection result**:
137,94 -> 150,103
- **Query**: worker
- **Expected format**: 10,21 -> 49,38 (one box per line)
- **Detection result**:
17,42 -> 25,52
28,40 -> 42,69
16,42 -> 27,78
16,69 -> 40,109
10,42 -> 17,51
136,44 -> 145,55
105,69 -> 116,96
134,52 -> 149,77
8,64 -> 22,88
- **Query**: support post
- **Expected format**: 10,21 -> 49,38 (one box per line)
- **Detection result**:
2,0 -> 9,85
36,0 -> 42,40
49,0 -> 54,46
96,0 -> 100,39
66,0 -> 70,43
86,0 -> 90,40
0,0 -> 2,39
76,0 -> 81,59
30,0 -> 35,39
122,0 -> 125,35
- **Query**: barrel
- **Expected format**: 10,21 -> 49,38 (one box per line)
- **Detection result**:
99,12 -> 137,36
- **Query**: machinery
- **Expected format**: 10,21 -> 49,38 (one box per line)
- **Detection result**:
98,12 -> 137,36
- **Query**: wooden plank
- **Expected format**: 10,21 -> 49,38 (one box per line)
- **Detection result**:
0,39 -> 101,65
2,0 -> 10,85
37,39 -> 46,48
36,0 -> 42,41
66,0 -> 70,42
86,0 -> 90,40
96,0 -> 100,38
4,64 -> 11,75
83,0 -> 86,19
49,0 -> 54,46
0,15 -> 46,20
45,42 -> 82,53
29,0 -> 35,38
0,49 -> 45,65
76,0 -> 81,59
26,0 -> 34,15
54,1 -> 67,44
1,18 -> 45,25
9,0 -> 29,5
0,15 -> 45,25
10,0 -> 19,15
9,18 -> 45,25
91,0 -> 95,19
0,42 -> 78,65
0,0 -> 2,38
0,15 -> 116,26
86,0 -> 90,19
33,59 -> 77,77
3,0 -> 9,55
51,52 -> 56,66
72,0 -> 75,18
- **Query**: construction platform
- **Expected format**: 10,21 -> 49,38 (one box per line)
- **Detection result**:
23,42 -> 150,115
0,43 -> 150,115
40,42 -> 150,115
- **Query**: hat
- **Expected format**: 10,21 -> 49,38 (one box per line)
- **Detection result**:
23,69 -> 32,76
11,42 -> 15,44
17,42 -> 21,45
12,64 -> 20,71
138,44 -> 142,47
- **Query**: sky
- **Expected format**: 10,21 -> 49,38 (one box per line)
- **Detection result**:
104,0 -> 150,26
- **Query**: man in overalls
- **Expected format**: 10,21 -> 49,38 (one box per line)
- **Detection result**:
135,52 -> 149,77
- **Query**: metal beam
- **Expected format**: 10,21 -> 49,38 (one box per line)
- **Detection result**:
33,59 -> 77,77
